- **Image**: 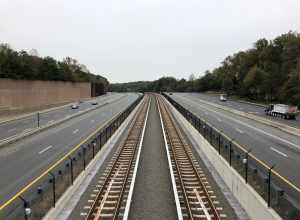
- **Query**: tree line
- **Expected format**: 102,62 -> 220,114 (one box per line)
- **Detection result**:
0,43 -> 109,94
110,31 -> 300,106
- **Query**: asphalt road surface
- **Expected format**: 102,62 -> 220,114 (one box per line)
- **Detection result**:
0,93 -> 139,205
0,93 -> 125,142
168,93 -> 300,195
177,93 -> 300,128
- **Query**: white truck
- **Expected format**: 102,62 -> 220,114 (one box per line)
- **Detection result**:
265,104 -> 299,119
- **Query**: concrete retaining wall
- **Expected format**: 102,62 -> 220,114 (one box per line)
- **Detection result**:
169,101 -> 282,220
0,79 -> 91,110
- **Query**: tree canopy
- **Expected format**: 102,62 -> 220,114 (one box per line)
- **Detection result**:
109,31 -> 300,106
0,44 -> 109,91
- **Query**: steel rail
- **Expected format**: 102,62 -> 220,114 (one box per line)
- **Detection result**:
157,95 -> 221,219
85,96 -> 149,220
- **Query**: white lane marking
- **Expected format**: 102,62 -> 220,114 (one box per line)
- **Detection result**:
39,145 -> 53,154
180,97 -> 300,150
8,128 -> 16,132
235,128 -> 244,134
90,120 -> 95,123
73,129 -> 79,134
270,147 -> 288,158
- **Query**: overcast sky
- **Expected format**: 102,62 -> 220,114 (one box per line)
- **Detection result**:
1,0 -> 300,83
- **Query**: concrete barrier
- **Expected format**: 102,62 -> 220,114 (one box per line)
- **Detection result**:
168,99 -> 282,220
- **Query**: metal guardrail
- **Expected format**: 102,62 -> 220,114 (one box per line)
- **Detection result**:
0,95 -> 143,220
163,93 -> 300,220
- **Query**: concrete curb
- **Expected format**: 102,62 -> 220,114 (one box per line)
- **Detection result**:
191,97 -> 300,137
43,96 -> 142,220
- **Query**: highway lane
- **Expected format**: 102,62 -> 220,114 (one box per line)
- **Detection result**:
0,93 -> 139,205
175,93 -> 300,128
0,93 -> 124,142
169,93 -> 300,191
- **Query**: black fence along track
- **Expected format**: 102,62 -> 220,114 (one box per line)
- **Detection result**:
162,93 -> 300,220
157,95 -> 225,220
84,95 -> 150,220
0,95 -> 144,220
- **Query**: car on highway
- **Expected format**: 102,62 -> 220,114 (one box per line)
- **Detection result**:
219,94 -> 227,101
71,103 -> 79,109
91,101 -> 98,105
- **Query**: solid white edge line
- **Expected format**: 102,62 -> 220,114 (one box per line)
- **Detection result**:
156,96 -> 183,220
123,97 -> 151,220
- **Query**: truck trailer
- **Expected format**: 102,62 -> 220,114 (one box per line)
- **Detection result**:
264,104 -> 298,119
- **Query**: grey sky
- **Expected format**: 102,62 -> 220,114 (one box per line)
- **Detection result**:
1,0 -> 300,83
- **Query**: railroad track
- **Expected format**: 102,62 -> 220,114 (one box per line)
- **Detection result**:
157,95 -> 225,220
83,95 -> 150,220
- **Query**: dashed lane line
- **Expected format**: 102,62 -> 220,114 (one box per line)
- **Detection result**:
39,145 -> 53,154
216,117 -> 222,122
235,128 -> 245,134
270,147 -> 288,158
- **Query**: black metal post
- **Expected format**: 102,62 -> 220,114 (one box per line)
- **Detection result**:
37,112 -> 40,128
210,127 -> 213,143
83,147 -> 86,170
92,142 -> 95,158
68,156 -> 74,184
218,133 -> 221,154
19,196 -> 29,220
268,165 -> 276,207
244,149 -> 252,183
99,132 -> 102,147
105,127 -> 108,142
229,140 -> 233,166
49,172 -> 56,207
